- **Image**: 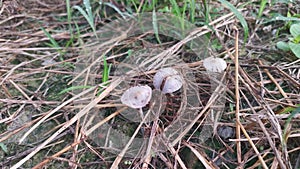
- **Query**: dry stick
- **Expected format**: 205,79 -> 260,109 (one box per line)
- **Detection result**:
67,32 -> 127,85
0,55 -> 49,86
157,153 -> 173,169
0,73 -> 50,124
233,27 -> 242,166
142,113 -> 159,168
216,24 -> 258,166
256,117 -> 287,169
110,107 -> 152,169
8,79 -> 41,110
84,107 -> 126,136
183,142 -> 214,169
229,131 -> 300,141
258,60 -> 293,105
32,107 -> 124,169
11,78 -> 122,169
18,85 -> 97,143
165,142 -> 187,169
239,87 -> 285,169
0,14 -> 26,25
71,117 -> 81,169
9,79 -> 31,100
31,137 -> 86,169
0,116 -> 42,143
0,99 -> 59,105
139,13 -> 236,71
275,67 -> 300,87
171,89 -> 220,146
264,98 -> 297,108
237,120 -> 268,169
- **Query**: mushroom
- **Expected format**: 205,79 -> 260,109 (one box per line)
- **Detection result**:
202,57 -> 227,138
153,67 -> 183,94
203,57 -> 227,73
121,85 -> 152,119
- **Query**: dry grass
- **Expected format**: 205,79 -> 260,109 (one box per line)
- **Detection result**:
0,1 -> 300,169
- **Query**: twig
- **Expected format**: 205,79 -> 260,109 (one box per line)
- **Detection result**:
165,142 -> 187,169
183,142 -> 216,169
237,120 -> 268,169
142,115 -> 159,169
32,107 -> 124,169
18,85 -> 97,144
110,106 -> 152,169
258,60 -> 293,105
233,26 -> 242,166
256,117 -> 287,169
11,78 -> 122,169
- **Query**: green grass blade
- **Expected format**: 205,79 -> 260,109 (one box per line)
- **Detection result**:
66,0 -> 72,26
73,5 -> 97,37
97,56 -> 111,96
181,1 -> 187,29
83,0 -> 93,21
100,2 -> 130,19
41,27 -> 60,48
66,0 -> 74,39
264,14 -> 300,24
169,0 -> 181,17
279,104 -> 300,114
203,0 -> 210,24
102,56 -> 109,83
73,5 -> 91,26
152,10 -> 162,44
129,0 -> 138,12
218,0 -> 249,42
189,0 -> 196,23
258,0 -> 267,18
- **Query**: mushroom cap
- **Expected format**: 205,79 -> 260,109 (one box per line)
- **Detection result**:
203,57 -> 227,73
153,67 -> 183,94
121,85 -> 152,109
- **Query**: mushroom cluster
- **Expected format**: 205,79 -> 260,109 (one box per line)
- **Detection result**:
120,67 -> 183,116
120,57 -> 227,112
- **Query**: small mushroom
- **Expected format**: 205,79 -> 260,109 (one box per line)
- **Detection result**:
121,85 -> 152,120
153,67 -> 183,94
203,57 -> 227,139
121,85 -> 152,109
203,57 -> 227,73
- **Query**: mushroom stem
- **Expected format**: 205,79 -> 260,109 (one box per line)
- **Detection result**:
200,57 -> 227,142
139,108 -> 145,120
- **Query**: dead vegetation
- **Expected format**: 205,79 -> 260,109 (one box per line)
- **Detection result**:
0,0 -> 300,169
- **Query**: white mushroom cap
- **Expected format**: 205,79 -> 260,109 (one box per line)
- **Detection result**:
121,85 -> 152,109
203,57 -> 227,73
153,67 -> 183,94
